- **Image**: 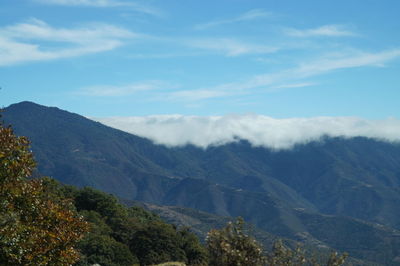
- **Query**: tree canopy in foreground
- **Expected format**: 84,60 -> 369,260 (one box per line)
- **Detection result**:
0,119 -> 89,265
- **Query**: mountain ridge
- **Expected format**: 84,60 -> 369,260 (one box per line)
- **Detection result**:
3,101 -> 400,264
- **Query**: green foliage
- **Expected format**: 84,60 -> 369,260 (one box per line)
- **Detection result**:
76,234 -> 138,266
0,121 -> 88,265
65,185 -> 208,266
153,263 -> 186,266
74,187 -> 128,221
79,210 -> 113,236
267,240 -> 348,266
206,218 -> 348,266
266,239 -> 348,266
129,221 -> 187,265
266,240 -> 307,265
206,217 -> 266,266
128,206 -> 161,223
325,252 -> 348,266
179,227 -> 209,266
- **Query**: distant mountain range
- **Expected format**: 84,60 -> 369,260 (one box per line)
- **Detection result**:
3,101 -> 400,265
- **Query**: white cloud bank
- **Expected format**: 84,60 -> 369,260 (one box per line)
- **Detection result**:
94,115 -> 400,149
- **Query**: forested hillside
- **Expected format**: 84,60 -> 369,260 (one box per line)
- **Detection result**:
48,181 -> 209,266
4,101 -> 400,265
0,119 -> 347,265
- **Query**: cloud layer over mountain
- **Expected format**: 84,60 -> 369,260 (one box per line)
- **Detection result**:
94,115 -> 400,149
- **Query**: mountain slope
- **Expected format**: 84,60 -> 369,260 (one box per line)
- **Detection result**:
2,102 -> 312,212
134,202 -> 399,266
3,101 -> 182,199
192,138 -> 400,228
4,101 -> 400,264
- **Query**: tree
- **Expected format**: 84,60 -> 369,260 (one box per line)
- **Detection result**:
0,121 -> 89,265
76,234 -> 138,266
207,217 -> 347,266
129,221 -> 188,265
179,227 -> 209,266
206,217 -> 266,266
266,240 -> 307,266
67,184 -> 208,265
266,239 -> 348,266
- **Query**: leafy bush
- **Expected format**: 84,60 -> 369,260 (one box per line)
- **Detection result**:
207,217 -> 348,266
206,217 -> 266,266
266,240 -> 348,266
0,121 -> 88,265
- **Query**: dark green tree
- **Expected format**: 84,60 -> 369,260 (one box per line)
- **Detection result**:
76,234 -> 138,266
179,227 -> 209,266
129,221 -> 187,265
67,184 -> 208,266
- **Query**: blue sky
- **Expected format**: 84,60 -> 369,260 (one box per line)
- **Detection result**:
1,0 -> 400,119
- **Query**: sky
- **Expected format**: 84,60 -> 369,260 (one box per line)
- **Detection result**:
1,0 -> 400,148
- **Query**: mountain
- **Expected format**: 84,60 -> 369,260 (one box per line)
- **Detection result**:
131,202 -> 389,266
3,101 -> 400,265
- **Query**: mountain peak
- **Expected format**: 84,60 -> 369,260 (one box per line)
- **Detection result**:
8,101 -> 44,108
5,101 -> 61,115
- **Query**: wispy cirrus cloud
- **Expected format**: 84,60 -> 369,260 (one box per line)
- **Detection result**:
273,82 -> 316,90
76,81 -> 170,96
230,48 -> 400,91
33,0 -> 162,16
294,49 -> 400,76
0,19 -> 136,66
195,9 -> 272,30
34,0 -> 129,6
165,89 -> 235,102
163,48 -> 400,102
284,24 -> 357,37
186,38 -> 278,56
